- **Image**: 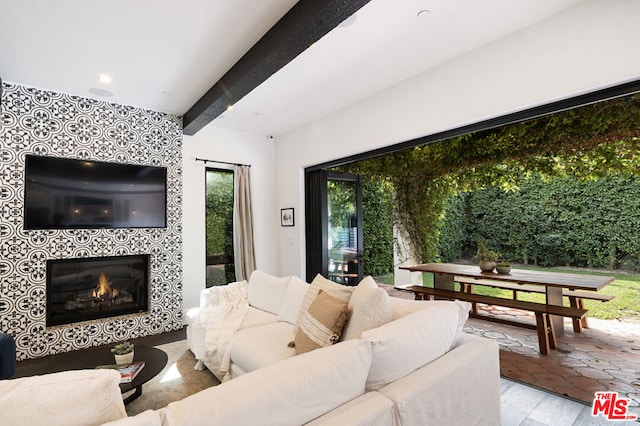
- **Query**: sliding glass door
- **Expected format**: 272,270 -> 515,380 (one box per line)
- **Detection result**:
305,171 -> 363,286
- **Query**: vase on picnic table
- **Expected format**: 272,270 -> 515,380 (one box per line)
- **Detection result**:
496,265 -> 511,274
479,261 -> 496,272
476,241 -> 498,272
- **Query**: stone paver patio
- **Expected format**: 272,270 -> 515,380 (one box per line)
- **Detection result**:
466,307 -> 640,408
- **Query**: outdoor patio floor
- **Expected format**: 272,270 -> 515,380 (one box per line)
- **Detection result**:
385,286 -> 640,410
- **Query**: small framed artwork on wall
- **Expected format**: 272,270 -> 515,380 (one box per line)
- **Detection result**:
281,208 -> 294,227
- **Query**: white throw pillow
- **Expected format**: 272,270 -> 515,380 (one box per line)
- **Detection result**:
294,274 -> 355,334
389,296 -> 430,321
0,370 -> 127,426
278,276 -> 309,324
247,270 -> 290,315
362,300 -> 470,391
160,339 -> 372,426
341,276 -> 392,340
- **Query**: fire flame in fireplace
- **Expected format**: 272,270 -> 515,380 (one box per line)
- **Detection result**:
91,273 -> 120,299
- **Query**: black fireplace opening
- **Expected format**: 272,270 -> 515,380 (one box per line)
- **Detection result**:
46,254 -> 149,327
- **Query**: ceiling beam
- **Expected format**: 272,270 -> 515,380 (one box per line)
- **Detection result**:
182,0 -> 371,136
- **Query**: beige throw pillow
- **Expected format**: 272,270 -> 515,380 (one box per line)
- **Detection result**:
294,290 -> 351,354
294,274 -> 355,334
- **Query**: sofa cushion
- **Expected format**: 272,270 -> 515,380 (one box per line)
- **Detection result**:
413,299 -> 470,336
230,321 -> 296,374
277,276 -> 308,324
294,290 -> 351,354
306,391 -> 395,426
240,306 -> 279,329
248,270 -> 290,315
389,297 -> 470,327
102,410 -> 162,426
187,305 -> 274,363
362,300 -> 470,391
378,333 -> 501,426
0,369 -> 127,426
342,276 -> 392,340
295,274 -> 355,334
160,339 -> 372,426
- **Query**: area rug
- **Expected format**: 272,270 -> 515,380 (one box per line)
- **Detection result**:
125,340 -> 220,416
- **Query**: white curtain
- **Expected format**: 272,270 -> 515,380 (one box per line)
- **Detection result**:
233,165 -> 256,281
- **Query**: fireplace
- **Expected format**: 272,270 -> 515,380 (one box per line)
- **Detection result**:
46,255 -> 149,327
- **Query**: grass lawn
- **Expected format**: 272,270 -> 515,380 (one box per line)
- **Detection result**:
374,266 -> 640,322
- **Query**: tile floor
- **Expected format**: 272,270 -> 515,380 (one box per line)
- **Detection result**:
385,286 -> 640,409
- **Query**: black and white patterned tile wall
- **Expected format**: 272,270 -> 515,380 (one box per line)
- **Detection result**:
0,82 -> 183,360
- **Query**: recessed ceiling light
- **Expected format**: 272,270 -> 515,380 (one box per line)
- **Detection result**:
226,104 -> 234,111
97,74 -> 112,83
162,91 -> 171,95
89,87 -> 113,97
417,9 -> 431,18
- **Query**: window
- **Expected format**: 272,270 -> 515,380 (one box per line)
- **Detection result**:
205,169 -> 235,286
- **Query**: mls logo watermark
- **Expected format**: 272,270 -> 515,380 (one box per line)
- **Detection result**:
592,391 -> 638,421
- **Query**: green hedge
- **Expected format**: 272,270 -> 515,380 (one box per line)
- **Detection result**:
439,174 -> 640,269
436,193 -> 467,262
362,178 -> 394,276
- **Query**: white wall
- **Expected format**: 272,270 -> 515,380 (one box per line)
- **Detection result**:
274,0 -> 640,279
182,126 -> 277,312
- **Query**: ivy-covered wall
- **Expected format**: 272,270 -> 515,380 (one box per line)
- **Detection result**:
439,175 -> 640,270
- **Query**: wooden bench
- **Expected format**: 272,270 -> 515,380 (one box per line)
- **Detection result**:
396,285 -> 587,355
454,276 -> 615,332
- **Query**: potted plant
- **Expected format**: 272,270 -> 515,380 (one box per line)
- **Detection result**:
111,341 -> 134,364
496,259 -> 511,274
476,241 -> 499,272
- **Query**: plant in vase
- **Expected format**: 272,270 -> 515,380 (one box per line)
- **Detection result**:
496,259 -> 511,274
111,341 -> 134,365
476,241 -> 499,272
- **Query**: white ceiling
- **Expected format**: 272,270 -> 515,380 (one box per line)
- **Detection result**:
0,0 -> 584,137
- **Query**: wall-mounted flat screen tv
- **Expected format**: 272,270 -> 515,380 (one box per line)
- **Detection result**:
24,155 -> 167,229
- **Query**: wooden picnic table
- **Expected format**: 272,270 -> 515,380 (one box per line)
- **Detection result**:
399,263 -> 615,338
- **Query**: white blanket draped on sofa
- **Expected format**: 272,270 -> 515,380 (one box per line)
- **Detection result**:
194,280 -> 249,382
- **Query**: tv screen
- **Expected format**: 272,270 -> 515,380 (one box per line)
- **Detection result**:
24,155 -> 167,229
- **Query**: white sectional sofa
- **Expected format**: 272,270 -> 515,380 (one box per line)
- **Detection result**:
176,271 -> 501,425
1,271 -> 501,425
